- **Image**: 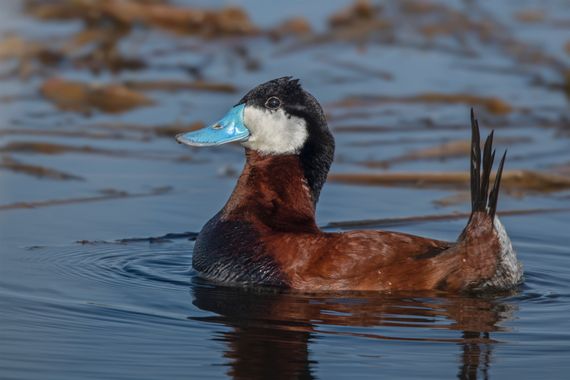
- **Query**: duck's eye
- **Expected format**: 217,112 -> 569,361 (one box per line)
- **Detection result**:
265,96 -> 281,110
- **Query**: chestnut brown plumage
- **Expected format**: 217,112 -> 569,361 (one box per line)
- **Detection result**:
189,78 -> 522,292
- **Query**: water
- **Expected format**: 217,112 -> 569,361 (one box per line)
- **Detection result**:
1,1 -> 570,379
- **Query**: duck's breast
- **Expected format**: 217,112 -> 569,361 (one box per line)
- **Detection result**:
192,212 -> 290,286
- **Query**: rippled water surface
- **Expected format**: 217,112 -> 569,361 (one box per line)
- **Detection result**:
1,0 -> 570,379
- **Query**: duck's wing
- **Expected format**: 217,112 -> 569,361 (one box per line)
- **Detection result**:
265,229 -> 453,291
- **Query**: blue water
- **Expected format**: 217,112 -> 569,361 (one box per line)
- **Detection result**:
1,1 -> 570,379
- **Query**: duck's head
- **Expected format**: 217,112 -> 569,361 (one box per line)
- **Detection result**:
176,77 -> 335,203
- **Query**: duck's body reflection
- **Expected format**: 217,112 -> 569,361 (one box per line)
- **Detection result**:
191,278 -> 516,380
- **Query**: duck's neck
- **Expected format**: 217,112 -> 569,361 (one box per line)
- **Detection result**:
222,150 -> 321,232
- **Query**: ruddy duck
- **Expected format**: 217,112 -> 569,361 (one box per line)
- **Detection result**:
176,77 -> 523,292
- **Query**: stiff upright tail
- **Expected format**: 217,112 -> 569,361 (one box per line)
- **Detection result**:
459,109 -> 522,290
469,108 -> 506,219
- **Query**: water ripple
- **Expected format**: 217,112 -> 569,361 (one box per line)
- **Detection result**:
29,241 -> 194,291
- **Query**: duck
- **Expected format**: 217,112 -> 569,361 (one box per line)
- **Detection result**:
176,77 -> 523,292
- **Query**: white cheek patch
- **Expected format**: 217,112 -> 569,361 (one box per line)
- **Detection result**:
242,106 -> 308,155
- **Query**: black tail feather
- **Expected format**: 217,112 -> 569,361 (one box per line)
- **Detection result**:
470,109 -> 481,212
489,150 -> 507,219
479,131 -> 495,211
469,109 -> 507,217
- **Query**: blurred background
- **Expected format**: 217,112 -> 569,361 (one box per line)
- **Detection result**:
1,1 -> 569,379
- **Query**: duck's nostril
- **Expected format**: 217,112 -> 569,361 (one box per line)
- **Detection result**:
212,123 -> 223,130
